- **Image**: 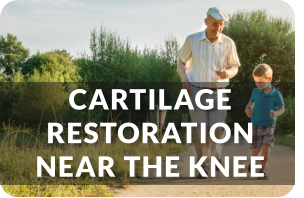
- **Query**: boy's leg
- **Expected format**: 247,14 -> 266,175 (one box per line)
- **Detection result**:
260,124 -> 275,172
248,125 -> 262,173
260,144 -> 271,172
248,148 -> 261,173
251,148 -> 261,156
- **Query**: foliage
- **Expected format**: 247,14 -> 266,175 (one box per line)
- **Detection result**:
275,134 -> 295,149
1,60 -> 81,128
0,83 -> 15,122
2,185 -> 112,197
223,10 -> 295,128
0,33 -> 30,75
74,26 -> 181,123
0,127 -> 188,189
0,10 -> 296,196
275,95 -> 295,136
0,71 -> 8,82
223,9 -> 295,82
12,83 -> 70,127
1,50 -> 83,126
76,26 -> 180,83
0,10 -> 295,134
21,49 -> 81,82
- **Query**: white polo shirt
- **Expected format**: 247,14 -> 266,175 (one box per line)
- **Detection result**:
178,29 -> 241,87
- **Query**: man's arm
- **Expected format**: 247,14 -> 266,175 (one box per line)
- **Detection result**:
177,59 -> 188,82
216,39 -> 241,79
177,59 -> 192,91
226,66 -> 238,79
245,101 -> 254,118
216,66 -> 239,79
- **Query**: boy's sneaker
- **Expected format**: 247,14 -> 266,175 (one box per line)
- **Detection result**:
247,160 -> 260,173
258,172 -> 269,180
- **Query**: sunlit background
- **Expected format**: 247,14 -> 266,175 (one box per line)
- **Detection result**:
0,0 -> 295,57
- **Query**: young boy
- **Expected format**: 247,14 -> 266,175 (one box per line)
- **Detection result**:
245,64 -> 285,180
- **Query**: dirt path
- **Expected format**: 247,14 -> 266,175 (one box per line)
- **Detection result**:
113,185 -> 293,197
113,137 -> 295,197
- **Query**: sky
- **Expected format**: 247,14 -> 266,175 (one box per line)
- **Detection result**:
0,0 -> 296,58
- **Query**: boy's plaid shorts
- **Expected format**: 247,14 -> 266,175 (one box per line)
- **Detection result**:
250,124 -> 275,149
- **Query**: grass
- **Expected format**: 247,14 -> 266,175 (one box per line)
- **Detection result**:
2,185 -> 113,197
275,134 -> 295,149
0,122 -> 295,196
0,124 -> 188,197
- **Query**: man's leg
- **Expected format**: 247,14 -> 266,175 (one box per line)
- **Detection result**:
192,120 -> 210,167
209,108 -> 227,162
188,87 -> 210,169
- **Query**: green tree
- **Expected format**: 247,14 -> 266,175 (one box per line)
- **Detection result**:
1,49 -> 82,127
0,33 -> 30,75
221,10 -> 295,130
77,25 -> 180,83
0,72 -> 8,82
11,81 -> 70,127
21,49 -> 80,82
222,9 -> 295,82
74,25 -> 182,124
2,68 -> 80,127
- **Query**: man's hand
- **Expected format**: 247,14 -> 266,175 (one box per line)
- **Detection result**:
182,81 -> 192,92
270,110 -> 276,118
215,68 -> 228,79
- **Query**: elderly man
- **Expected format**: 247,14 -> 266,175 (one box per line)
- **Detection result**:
177,7 -> 241,178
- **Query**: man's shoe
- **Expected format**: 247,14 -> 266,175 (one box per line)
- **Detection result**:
198,167 -> 209,179
258,172 -> 269,180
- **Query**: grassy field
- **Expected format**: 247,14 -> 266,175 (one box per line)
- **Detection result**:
1,123 -> 294,196
2,185 -> 113,197
0,125 -> 188,197
275,134 -> 295,149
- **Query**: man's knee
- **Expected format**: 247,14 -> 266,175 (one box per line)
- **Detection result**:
214,127 -> 226,139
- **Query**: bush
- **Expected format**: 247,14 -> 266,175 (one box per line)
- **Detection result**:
222,9 -> 295,129
222,9 -> 294,83
74,26 -> 182,123
21,50 -> 81,82
76,26 -> 180,83
275,95 -> 295,136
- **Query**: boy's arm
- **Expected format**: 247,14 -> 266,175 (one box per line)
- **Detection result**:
270,106 -> 285,118
245,101 -> 254,118
270,92 -> 285,118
